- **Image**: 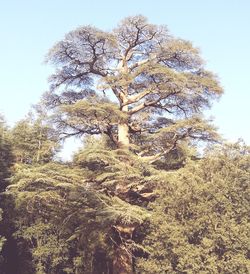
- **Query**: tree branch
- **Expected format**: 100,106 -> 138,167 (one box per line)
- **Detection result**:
124,89 -> 153,106
128,97 -> 162,115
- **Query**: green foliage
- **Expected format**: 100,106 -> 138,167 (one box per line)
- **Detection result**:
7,162 -> 89,273
55,96 -> 128,139
0,209 -> 6,252
7,145 -> 154,273
0,116 -> 14,191
74,136 -> 160,205
136,142 -> 250,273
2,16 -> 248,274
11,115 -> 60,164
0,209 -> 6,270
45,15 -> 222,152
0,116 -> 15,272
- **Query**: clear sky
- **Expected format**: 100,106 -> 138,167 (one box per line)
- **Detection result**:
0,0 -> 250,156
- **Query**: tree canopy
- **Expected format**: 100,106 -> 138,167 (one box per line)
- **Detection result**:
0,16 -> 249,274
11,114 -> 60,164
45,15 -> 222,156
137,142 -> 250,273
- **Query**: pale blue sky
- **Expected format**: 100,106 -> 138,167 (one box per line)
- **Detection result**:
0,0 -> 250,152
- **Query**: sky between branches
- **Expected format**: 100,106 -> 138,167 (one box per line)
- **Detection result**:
0,0 -> 249,159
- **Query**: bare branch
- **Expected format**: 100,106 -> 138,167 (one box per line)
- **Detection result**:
124,90 -> 153,106
128,97 -> 162,115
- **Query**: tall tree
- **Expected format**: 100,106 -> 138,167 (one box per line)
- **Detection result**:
11,114 -> 60,164
45,15 -> 222,155
0,116 -> 13,191
0,116 -> 15,273
44,15 -> 223,273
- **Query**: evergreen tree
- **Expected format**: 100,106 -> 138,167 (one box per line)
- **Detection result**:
7,138 -> 155,273
137,142 -> 250,273
44,16 -> 222,272
0,116 -> 15,272
0,112 -> 61,274
3,14 -> 250,274
0,116 -> 13,191
45,15 -> 222,152
11,114 -> 60,164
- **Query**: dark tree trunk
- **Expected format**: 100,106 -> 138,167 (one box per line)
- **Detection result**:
112,224 -> 135,274
113,244 -> 133,274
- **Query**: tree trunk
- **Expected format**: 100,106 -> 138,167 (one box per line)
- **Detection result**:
118,105 -> 129,148
36,139 -> 41,163
113,244 -> 133,274
112,224 -> 135,274
118,123 -> 129,148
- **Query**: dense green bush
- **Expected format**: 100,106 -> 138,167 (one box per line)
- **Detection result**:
137,143 -> 250,273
